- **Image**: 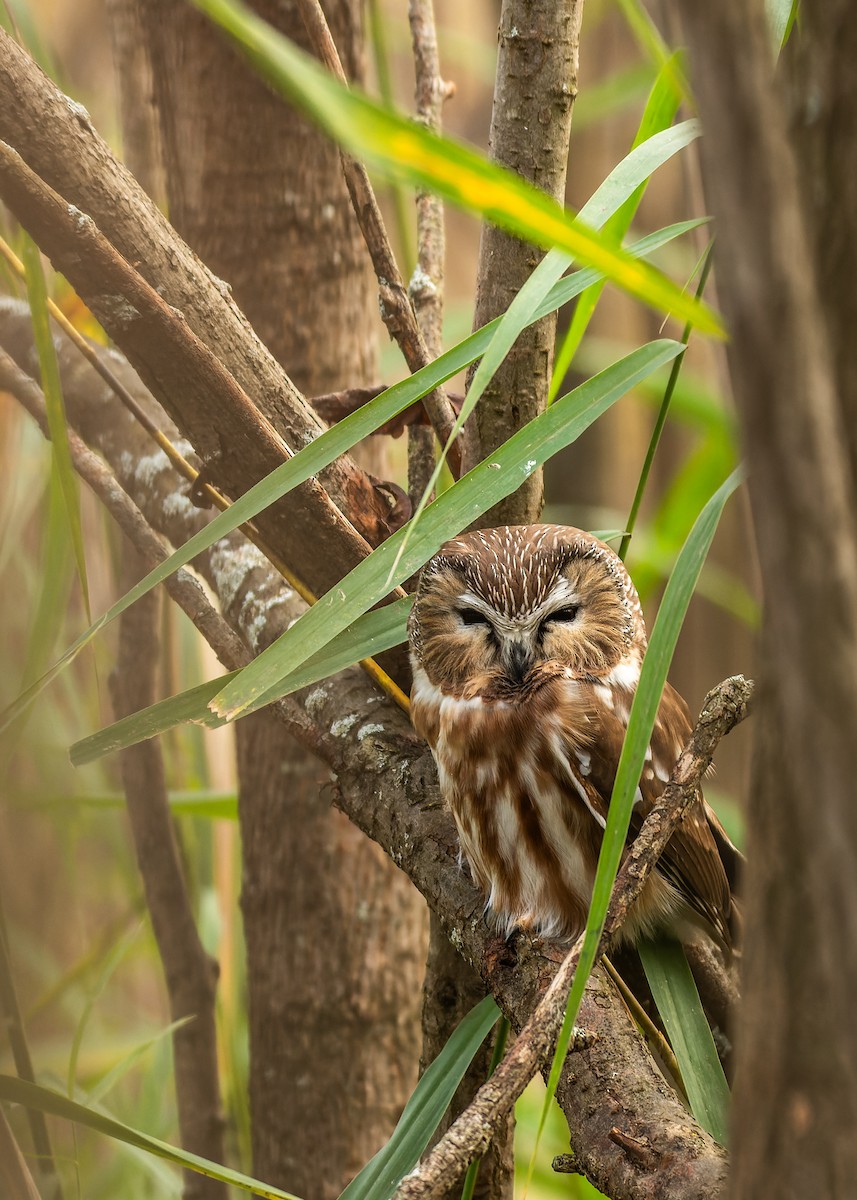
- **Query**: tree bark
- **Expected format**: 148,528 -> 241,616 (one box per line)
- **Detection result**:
467,0 -> 582,526
123,2 -> 428,1193
674,3 -> 857,1196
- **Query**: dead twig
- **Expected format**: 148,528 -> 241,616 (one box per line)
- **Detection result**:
394,675 -> 754,1200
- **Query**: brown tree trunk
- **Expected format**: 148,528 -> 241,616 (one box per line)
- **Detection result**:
467,0 -> 583,527
121,2 -> 428,1193
674,3 -> 857,1196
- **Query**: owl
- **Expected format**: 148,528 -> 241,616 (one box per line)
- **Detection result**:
408,524 -> 739,952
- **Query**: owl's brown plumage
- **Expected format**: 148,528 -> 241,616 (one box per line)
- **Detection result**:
408,524 -> 739,951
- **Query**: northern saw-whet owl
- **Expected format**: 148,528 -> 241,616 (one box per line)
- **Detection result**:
408,525 -> 739,952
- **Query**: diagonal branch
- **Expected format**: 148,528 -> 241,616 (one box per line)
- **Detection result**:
0,138 -> 383,598
395,675 -> 753,1200
406,0 -> 450,508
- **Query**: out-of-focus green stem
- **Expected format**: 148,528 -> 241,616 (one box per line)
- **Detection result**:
619,242 -> 714,562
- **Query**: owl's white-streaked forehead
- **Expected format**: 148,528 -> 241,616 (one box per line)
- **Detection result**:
433,524 -> 640,621
457,572 -> 578,633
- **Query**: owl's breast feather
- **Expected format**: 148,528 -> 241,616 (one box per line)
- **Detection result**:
410,663 -> 609,938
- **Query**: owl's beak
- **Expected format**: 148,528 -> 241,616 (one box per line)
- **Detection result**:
504,638 -> 534,684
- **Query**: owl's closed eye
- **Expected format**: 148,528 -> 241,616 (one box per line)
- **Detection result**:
408,524 -> 739,952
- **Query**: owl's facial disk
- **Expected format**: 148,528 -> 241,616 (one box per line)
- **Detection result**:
410,531 -> 636,697
453,581 -> 581,684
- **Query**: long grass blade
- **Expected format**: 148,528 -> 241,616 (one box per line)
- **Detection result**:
70,595 -> 413,764
614,0 -> 691,100
339,995 -> 500,1200
0,1074 -> 302,1200
210,341 -> 685,721
765,0 -> 798,53
22,235 -> 90,619
391,120 -> 701,581
191,0 -> 721,336
550,55 -> 685,401
637,937 -> 730,1143
619,242 -> 714,561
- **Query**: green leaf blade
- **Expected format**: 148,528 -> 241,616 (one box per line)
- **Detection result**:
0,1074 -> 302,1200
637,937 -> 731,1143
210,340 -> 686,720
70,596 -> 414,764
339,996 -> 500,1200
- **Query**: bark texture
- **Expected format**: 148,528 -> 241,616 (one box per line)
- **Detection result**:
675,3 -> 857,1196
467,0 -> 582,525
123,2 -> 428,1192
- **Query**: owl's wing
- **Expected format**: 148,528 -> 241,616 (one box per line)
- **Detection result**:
582,679 -> 734,950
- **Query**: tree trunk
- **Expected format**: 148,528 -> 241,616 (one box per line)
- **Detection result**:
674,3 -> 857,1196
122,2 -> 428,1192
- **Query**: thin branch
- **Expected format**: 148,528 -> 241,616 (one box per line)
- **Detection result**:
295,0 -> 460,474
394,675 -> 753,1200
111,548 -> 226,1200
0,346 -> 251,677
408,0 -> 450,357
406,0 -> 452,506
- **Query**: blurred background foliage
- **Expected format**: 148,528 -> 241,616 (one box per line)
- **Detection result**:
0,0 -> 755,1194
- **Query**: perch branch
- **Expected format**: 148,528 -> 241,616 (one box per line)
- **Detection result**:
295,0 -> 460,474
394,676 -> 753,1200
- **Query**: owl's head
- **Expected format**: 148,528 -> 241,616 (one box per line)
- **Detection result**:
409,525 -> 646,695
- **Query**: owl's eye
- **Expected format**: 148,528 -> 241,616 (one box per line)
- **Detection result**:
546,605 -> 580,624
459,607 -> 490,626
